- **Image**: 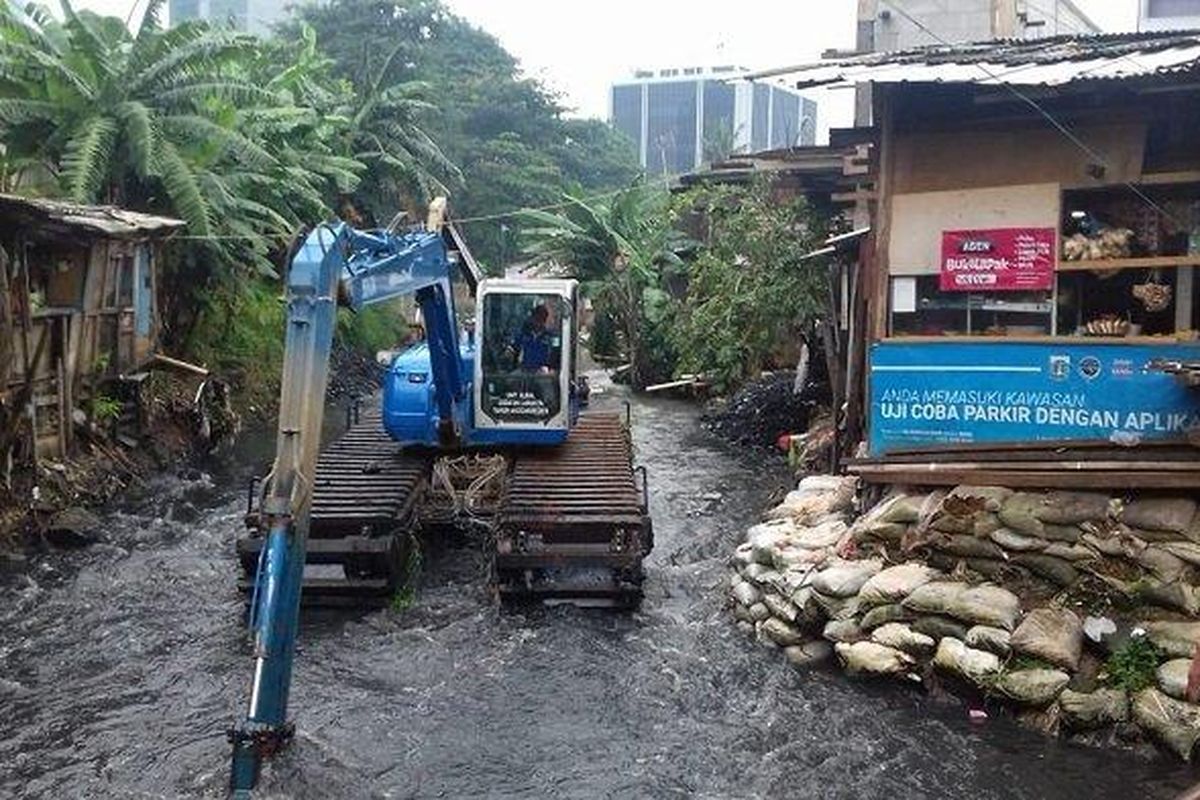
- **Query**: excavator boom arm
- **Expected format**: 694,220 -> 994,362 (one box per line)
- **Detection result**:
229,219 -> 462,796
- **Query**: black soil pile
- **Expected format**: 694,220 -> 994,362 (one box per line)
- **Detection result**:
703,356 -> 830,450
327,342 -> 385,399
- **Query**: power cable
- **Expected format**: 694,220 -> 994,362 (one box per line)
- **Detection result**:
164,174 -> 679,242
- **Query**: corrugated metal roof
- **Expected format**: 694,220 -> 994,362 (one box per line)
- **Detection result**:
746,30 -> 1200,89
0,193 -> 184,237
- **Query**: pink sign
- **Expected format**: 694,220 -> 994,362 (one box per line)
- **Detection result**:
940,228 -> 1056,292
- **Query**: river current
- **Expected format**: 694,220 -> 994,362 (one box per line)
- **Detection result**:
0,385 -> 1193,798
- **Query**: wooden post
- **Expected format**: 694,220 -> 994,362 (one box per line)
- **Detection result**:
17,238 -> 38,469
870,86 -> 894,342
55,355 -> 66,459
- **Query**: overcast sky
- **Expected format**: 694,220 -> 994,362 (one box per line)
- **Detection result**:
72,0 -> 1140,139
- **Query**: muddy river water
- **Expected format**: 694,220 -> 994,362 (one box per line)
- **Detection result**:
1,385 -> 1195,798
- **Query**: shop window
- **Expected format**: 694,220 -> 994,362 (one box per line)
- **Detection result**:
891,276 -> 1051,336
1056,269 -> 1177,337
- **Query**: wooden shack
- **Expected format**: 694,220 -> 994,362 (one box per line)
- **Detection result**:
754,30 -> 1200,487
0,194 -> 184,459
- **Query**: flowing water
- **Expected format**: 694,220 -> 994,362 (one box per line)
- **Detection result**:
1,385 -> 1196,799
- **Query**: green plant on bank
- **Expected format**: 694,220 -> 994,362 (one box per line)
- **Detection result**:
518,182 -> 688,389
390,533 -> 423,612
90,392 -> 122,422
669,178 -> 829,392
1103,636 -> 1163,692
1006,653 -> 1058,672
336,298 -> 415,356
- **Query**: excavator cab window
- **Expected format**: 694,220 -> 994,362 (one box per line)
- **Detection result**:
479,291 -> 568,424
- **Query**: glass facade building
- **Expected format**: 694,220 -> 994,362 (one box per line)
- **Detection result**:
169,0 -> 286,35
610,68 -> 817,176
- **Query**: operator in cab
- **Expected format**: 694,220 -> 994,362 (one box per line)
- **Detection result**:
513,303 -> 558,373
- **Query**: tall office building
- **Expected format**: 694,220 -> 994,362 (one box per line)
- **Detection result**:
1139,0 -> 1200,30
610,66 -> 818,176
169,0 -> 288,35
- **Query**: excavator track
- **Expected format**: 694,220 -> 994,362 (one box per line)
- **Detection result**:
494,412 -> 652,607
240,410 -> 650,607
239,409 -> 430,603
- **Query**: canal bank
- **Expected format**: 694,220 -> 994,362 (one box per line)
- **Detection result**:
0,385 -> 1193,798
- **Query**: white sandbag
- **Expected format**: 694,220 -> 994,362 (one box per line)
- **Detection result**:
731,581 -> 761,607
933,637 -> 1001,685
1158,659 -> 1192,700
965,625 -> 1011,657
810,558 -> 883,599
759,616 -> 806,647
835,641 -> 914,676
994,669 -> 1070,706
858,562 -> 940,607
790,519 -> 849,550
870,622 -> 935,657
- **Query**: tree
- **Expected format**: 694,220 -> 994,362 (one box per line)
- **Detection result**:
670,178 -> 829,391
290,0 -> 640,269
0,0 -> 273,235
519,183 -> 687,388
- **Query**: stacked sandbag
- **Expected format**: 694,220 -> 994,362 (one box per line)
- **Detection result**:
727,475 -> 1200,762
852,487 -> 1200,616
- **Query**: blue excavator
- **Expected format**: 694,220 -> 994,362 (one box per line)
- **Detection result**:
228,202 -> 652,795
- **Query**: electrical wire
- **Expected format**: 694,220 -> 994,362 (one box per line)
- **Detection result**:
162,175 -> 678,242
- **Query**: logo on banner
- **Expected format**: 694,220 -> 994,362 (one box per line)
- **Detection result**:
1079,356 -> 1102,380
1049,354 -> 1070,380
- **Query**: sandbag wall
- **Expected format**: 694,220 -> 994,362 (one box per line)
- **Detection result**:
728,478 -> 1200,761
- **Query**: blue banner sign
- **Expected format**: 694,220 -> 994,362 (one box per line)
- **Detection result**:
868,340 -> 1200,455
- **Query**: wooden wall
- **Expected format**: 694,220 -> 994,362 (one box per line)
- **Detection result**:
888,182 -> 1060,274
4,233 -> 163,458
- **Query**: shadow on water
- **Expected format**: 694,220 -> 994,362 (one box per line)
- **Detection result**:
0,381 -> 1196,798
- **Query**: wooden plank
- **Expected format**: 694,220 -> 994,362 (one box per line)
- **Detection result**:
881,335 -> 1199,345
848,460 -> 1200,474
880,437 -> 1193,457
1058,255 -> 1200,272
871,83 -> 894,342
1126,170 -> 1200,186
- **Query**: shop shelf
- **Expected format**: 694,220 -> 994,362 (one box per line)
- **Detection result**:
1058,255 -> 1200,272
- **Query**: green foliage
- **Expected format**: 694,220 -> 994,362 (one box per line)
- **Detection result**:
336,299 -> 413,355
1103,637 -> 1164,692
390,533 -> 423,612
1,0 -> 641,409
184,278 -> 286,408
289,0 -> 640,268
669,178 -> 828,392
90,392 -> 122,422
519,182 -> 688,388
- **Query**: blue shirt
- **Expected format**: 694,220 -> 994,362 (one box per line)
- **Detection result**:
516,328 -> 552,370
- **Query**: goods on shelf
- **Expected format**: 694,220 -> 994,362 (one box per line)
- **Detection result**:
1133,279 -> 1173,312
1083,315 -> 1130,336
1061,227 -> 1134,261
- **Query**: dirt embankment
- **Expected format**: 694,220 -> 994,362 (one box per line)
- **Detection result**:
1,342 -> 386,557
0,370 -> 239,556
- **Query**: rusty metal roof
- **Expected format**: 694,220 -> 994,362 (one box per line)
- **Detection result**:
746,30 -> 1200,89
0,193 -> 184,238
